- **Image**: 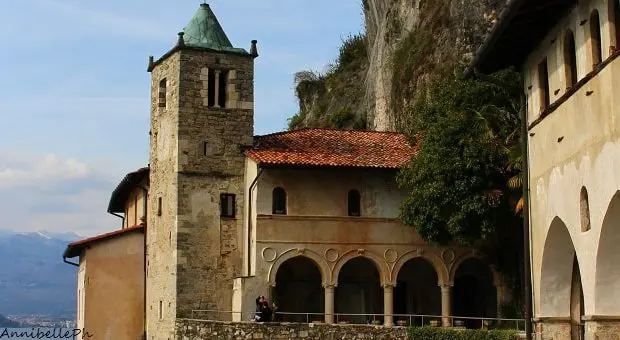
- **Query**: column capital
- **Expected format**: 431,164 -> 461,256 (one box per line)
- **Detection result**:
439,282 -> 454,289
322,283 -> 337,289
381,282 -> 396,289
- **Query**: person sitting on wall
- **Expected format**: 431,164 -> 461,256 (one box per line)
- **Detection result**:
261,296 -> 272,322
254,296 -> 263,322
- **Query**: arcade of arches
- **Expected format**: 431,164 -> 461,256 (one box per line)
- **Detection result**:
271,254 -> 501,327
536,192 -> 620,339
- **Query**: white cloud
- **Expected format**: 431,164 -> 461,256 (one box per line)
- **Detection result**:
0,151 -> 123,237
0,152 -> 89,189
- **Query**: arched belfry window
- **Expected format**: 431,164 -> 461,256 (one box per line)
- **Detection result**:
272,187 -> 287,215
590,10 -> 603,68
564,29 -> 578,88
207,69 -> 228,108
348,189 -> 361,217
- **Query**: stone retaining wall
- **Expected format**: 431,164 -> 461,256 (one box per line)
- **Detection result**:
176,319 -> 408,340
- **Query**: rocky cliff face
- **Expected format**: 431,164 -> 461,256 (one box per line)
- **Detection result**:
290,0 -> 506,131
364,0 -> 506,131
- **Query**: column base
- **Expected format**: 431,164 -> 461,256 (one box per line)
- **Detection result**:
533,318 -> 571,340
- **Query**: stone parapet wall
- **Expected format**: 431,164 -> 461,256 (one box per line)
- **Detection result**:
175,319 -> 407,340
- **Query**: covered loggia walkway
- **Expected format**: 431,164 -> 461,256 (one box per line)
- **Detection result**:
270,250 -> 504,327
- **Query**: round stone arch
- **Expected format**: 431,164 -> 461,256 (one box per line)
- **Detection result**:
267,248 -> 331,287
594,191 -> 620,315
390,250 -> 449,286
539,216 -> 580,317
448,251 -> 488,284
332,249 -> 389,286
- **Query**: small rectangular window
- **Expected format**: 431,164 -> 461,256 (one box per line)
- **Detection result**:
203,141 -> 208,156
538,58 -> 550,111
158,301 -> 163,320
157,197 -> 162,216
220,193 -> 236,218
158,79 -> 167,108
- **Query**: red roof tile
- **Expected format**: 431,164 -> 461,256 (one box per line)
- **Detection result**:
245,128 -> 417,169
63,224 -> 145,259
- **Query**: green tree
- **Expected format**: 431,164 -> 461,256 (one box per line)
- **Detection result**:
397,68 -> 523,246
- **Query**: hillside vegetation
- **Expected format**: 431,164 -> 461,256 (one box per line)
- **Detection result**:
288,33 -> 368,130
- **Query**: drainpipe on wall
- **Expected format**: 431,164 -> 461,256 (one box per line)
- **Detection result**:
138,184 -> 148,339
471,69 -> 533,340
519,94 -> 534,340
110,212 -> 125,227
63,256 -> 79,267
247,167 -> 264,276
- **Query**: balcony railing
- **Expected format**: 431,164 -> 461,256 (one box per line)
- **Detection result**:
190,309 -> 526,331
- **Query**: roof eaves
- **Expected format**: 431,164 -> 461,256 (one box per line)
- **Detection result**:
107,167 -> 149,214
463,0 -> 528,79
148,45 -> 252,72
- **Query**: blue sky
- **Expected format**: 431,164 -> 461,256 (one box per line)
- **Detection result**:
0,0 -> 364,237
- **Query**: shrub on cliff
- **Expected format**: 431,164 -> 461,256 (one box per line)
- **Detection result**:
408,327 -> 520,340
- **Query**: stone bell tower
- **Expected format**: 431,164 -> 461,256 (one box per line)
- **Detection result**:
145,3 -> 257,339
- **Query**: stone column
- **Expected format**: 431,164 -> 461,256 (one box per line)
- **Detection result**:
213,70 -> 221,108
440,283 -> 453,327
491,267 -> 504,318
383,283 -> 394,327
324,284 -> 335,324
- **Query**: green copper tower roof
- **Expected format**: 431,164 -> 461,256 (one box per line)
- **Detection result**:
182,3 -> 248,54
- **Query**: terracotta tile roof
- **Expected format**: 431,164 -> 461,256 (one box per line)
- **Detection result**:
245,128 -> 417,169
63,224 -> 145,259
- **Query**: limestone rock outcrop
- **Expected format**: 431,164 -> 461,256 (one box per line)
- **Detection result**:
293,0 -> 507,132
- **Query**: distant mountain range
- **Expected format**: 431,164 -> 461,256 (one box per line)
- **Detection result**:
0,230 -> 80,316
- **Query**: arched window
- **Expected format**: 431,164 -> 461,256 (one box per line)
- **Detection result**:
347,190 -> 361,217
564,29 -> 578,88
272,187 -> 287,215
590,10 -> 603,68
580,187 -> 591,232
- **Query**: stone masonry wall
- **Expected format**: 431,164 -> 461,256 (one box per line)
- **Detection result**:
586,320 -> 620,340
147,52 -> 181,340
175,319 -> 407,340
175,48 -> 254,318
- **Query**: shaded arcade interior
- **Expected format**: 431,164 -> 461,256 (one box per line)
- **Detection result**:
272,254 -> 502,327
